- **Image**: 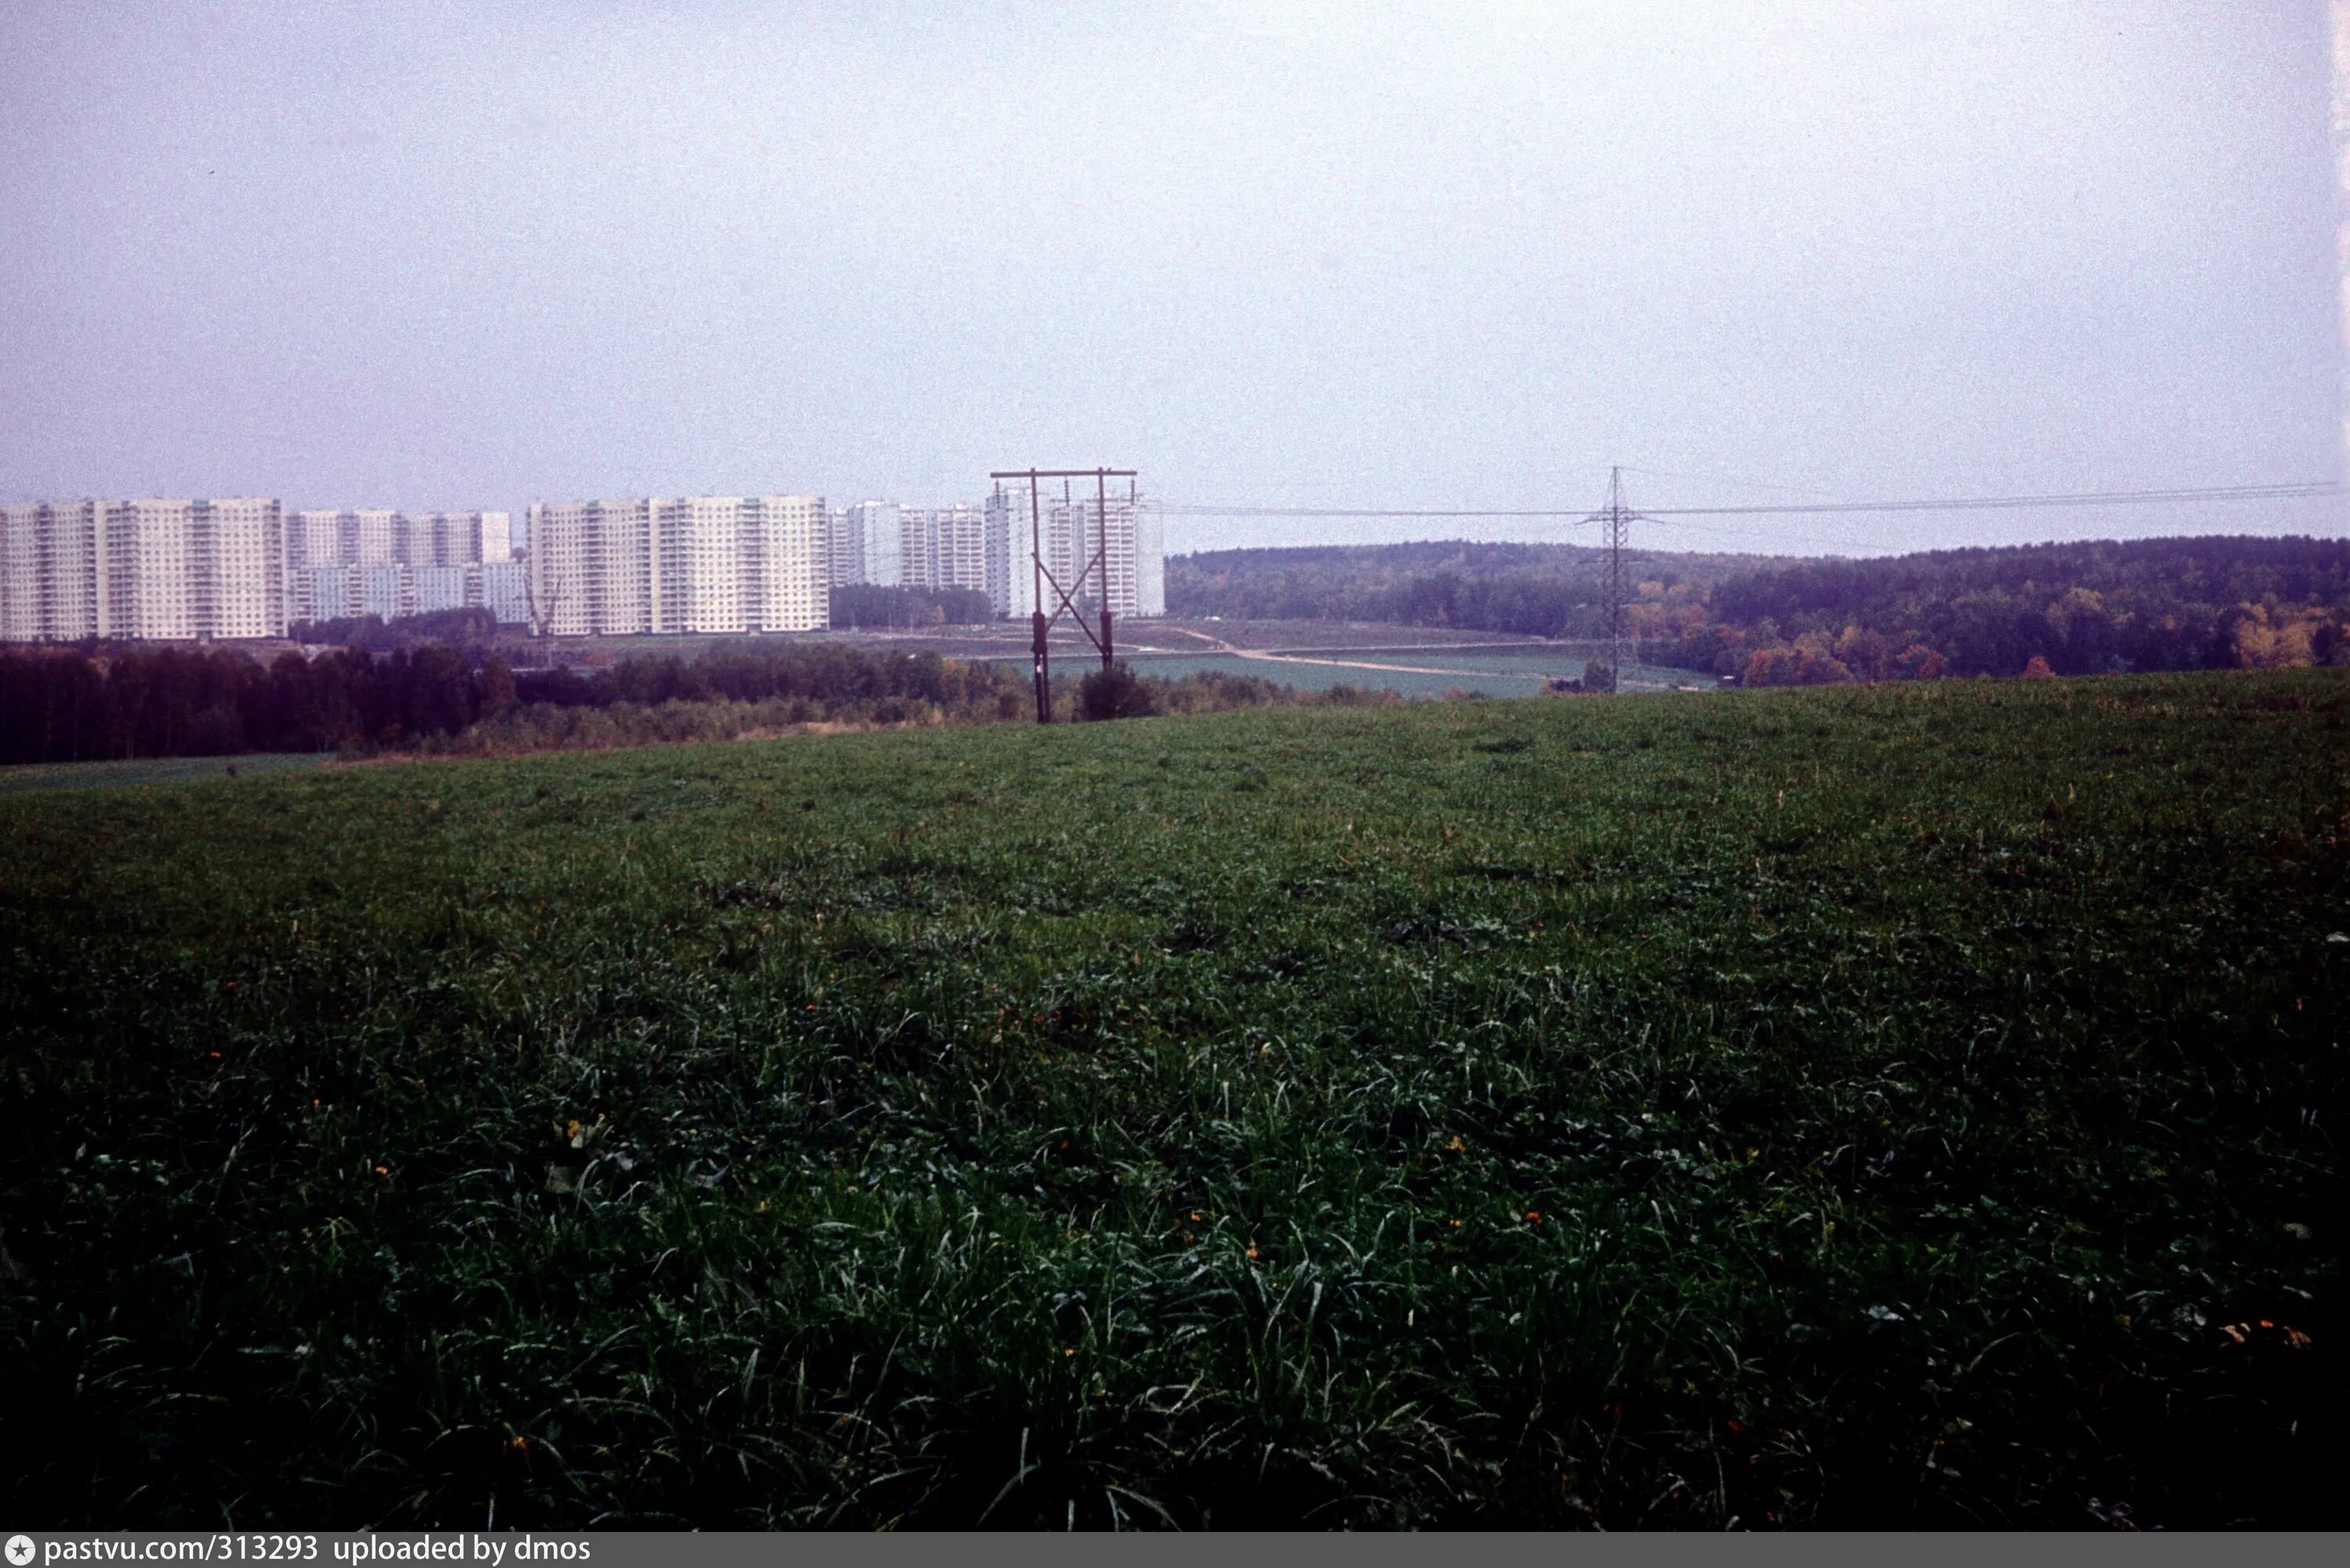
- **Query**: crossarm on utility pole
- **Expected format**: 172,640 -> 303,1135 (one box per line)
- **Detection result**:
989,468 -> 1140,723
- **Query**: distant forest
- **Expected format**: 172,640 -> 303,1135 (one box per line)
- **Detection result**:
1170,535 -> 2350,681
1169,540 -> 1757,638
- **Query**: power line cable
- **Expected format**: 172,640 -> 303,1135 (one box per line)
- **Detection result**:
1636,481 -> 2337,517
1162,505 -> 1606,519
1161,479 -> 2338,521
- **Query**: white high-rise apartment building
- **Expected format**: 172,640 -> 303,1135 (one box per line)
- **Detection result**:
0,493 -> 537,642
290,511 -> 342,571
594,498 -> 656,634
411,511 -> 508,567
0,500 -> 107,641
287,511 -> 342,622
525,501 -> 598,637
1049,497 -> 1104,615
0,504 -> 41,641
662,496 -> 750,634
826,508 -> 859,587
1039,495 -> 1119,616
985,487 -> 1032,618
52,500 -> 107,638
892,504 -> 989,599
934,504 -> 989,598
356,567 -> 410,623
848,502 -> 902,586
526,495 -> 830,638
743,496 -> 829,632
483,562 -> 530,626
282,508 -> 519,624
5,482 -> 1138,643
81,499 -> 290,641
898,507 -> 935,591
352,509 -> 397,568
108,500 -> 200,641
414,565 -> 479,614
979,485 -> 1162,620
199,497 -> 286,639
305,568 -> 359,622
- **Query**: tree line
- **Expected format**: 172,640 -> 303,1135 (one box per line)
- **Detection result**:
0,643 -> 1032,764
1170,541 -> 1760,638
1661,536 -> 2350,682
0,642 -> 1397,766
0,645 -> 512,764
1172,534 -> 2350,681
287,607 -> 505,651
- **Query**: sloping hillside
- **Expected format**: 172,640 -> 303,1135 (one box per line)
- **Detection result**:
2,673 -> 2342,1526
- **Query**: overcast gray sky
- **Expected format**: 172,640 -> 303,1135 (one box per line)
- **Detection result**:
0,1 -> 2337,555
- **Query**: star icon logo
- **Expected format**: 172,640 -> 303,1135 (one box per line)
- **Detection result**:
5,1535 -> 34,1566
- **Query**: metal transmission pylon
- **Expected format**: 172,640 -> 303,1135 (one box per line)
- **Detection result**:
1605,466 -> 1629,690
989,466 -> 1138,724
1570,466 -> 1636,692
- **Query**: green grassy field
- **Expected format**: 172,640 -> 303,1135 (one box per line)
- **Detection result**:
1024,649 -> 1708,699
1114,651 -> 1560,699
1,673 -> 2341,1529
0,752 -> 329,794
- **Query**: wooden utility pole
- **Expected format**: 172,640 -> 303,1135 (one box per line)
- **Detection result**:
1028,471 -> 1048,724
1097,468 -> 1112,674
989,466 -> 1137,722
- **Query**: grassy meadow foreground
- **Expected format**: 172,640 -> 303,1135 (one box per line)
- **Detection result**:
0,674 -> 2341,1528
